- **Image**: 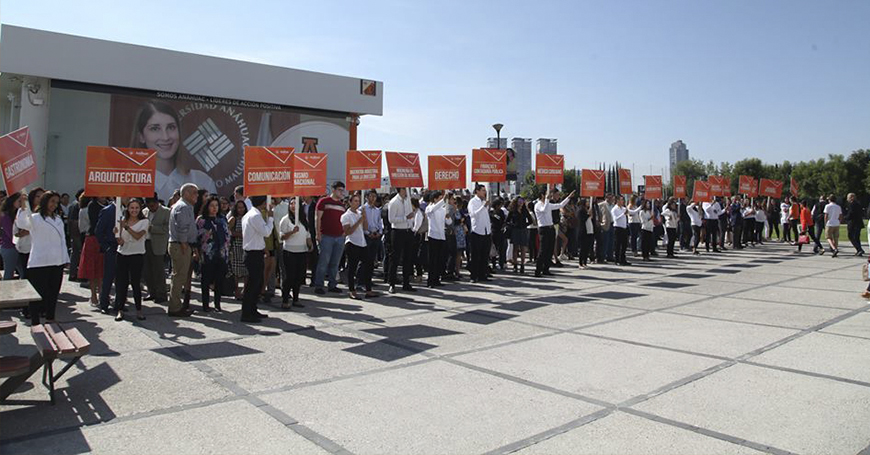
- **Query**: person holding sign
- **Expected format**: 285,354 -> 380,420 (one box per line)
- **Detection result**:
241,195 -> 274,322
25,191 -> 69,324
425,191 -> 448,287
341,193 -> 368,300
702,198 -> 722,253
467,185 -> 492,283
534,185 -> 575,277
387,187 -> 416,293
113,198 -> 149,321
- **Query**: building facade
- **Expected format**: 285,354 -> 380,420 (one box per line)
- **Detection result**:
669,140 -> 689,174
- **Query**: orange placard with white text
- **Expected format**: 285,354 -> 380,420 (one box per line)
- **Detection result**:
790,177 -> 799,198
618,169 -> 632,195
759,178 -> 783,198
0,126 -> 38,195
244,146 -> 295,197
293,153 -> 328,197
739,175 -> 758,197
346,150 -> 382,191
84,147 -> 156,198
386,151 -> 423,188
581,169 -> 606,198
535,154 -> 564,185
721,177 -> 732,197
674,175 -> 687,199
428,155 -> 466,190
471,148 -> 507,183
692,180 -> 712,203
707,175 -> 724,197
644,175 -> 663,199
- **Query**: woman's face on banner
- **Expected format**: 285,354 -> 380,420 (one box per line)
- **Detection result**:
140,111 -> 179,161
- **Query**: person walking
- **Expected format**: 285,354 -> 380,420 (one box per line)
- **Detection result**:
687,201 -> 703,255
823,194 -> 843,257
845,193 -> 866,256
113,198 -> 148,321
241,196 -> 274,322
197,196 -> 230,312
167,183 -> 198,317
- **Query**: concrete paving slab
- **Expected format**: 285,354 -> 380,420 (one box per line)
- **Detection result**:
751,331 -> 870,383
819,310 -> 870,339
730,285 -> 868,309
667,296 -> 850,329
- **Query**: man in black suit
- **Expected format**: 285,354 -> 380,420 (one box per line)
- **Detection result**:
845,193 -> 866,256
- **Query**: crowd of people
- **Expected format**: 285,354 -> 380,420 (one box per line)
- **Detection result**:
0,182 -> 868,325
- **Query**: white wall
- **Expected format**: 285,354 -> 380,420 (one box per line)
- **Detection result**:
16,77 -> 51,190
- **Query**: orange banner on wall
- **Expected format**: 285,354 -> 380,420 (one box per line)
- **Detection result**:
471,148 -> 507,183
428,155 -> 466,190
244,146 -> 295,197
293,153 -> 328,197
738,175 -> 758,197
618,169 -> 632,195
0,126 -> 39,195
759,178 -> 783,199
84,147 -> 156,198
673,175 -> 687,199
581,169 -> 606,198
692,180 -> 712,203
386,151 -> 423,188
644,175 -> 663,199
346,150 -> 382,191
535,154 -> 564,185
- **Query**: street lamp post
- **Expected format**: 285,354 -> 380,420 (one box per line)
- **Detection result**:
492,123 -> 503,198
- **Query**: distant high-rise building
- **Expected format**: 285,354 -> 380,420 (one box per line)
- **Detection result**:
486,137 -> 507,149
536,138 -> 557,155
512,137 -> 532,193
669,140 -> 689,174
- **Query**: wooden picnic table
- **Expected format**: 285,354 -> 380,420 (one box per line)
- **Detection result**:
0,279 -> 43,402
0,279 -> 42,310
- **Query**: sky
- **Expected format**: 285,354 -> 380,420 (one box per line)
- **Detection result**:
3,0 -> 869,179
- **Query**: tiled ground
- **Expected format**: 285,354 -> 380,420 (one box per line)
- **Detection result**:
2,241 -> 869,454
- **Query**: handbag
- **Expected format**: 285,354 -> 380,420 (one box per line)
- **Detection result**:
797,234 -> 810,245
863,262 -> 869,282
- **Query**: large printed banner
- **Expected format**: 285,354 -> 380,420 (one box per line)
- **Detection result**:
471,148 -> 507,183
428,155 -> 466,190
346,150 -> 382,191
739,175 -> 758,197
243,147 -> 295,197
759,178 -> 783,198
644,175 -> 663,199
581,169 -> 606,198
84,147 -> 157,198
692,180 -> 712,203
707,175 -> 725,197
0,126 -> 38,195
293,153 -> 328,196
618,169 -> 632,195
790,177 -> 799,198
673,175 -> 687,199
535,154 -> 565,185
386,151 -> 423,188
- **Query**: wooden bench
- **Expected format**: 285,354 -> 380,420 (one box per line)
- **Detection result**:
30,323 -> 90,405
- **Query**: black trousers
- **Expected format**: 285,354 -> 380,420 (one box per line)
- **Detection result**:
641,229 -> 654,259
114,253 -> 144,312
536,226 -> 555,274
528,228 -> 538,263
282,251 -> 307,301
361,237 -> 381,290
200,256 -> 227,309
428,238 -> 446,286
692,225 -> 702,250
848,223 -> 866,253
469,232 -> 491,281
27,265 -> 63,324
444,234 -> 457,277
704,219 -> 719,251
756,221 -> 765,243
781,222 -> 792,242
666,227 -> 677,256
389,229 -> 413,287
732,222 -> 743,248
243,250 -> 264,318
789,219 -> 800,242
345,243 -> 365,293
579,233 -> 593,266
743,219 -> 755,245
614,227 -> 628,264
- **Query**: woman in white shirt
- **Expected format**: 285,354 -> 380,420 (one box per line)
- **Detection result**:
113,198 -> 149,321
26,191 -> 69,324
14,188 -> 45,280
742,201 -> 756,247
754,201 -> 767,245
662,200 -> 680,258
687,202 -> 704,255
341,193 -> 367,300
279,198 -> 312,308
640,200 -> 655,261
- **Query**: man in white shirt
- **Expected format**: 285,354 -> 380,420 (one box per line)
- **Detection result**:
387,188 -> 416,293
702,198 -> 722,252
687,201 -> 704,254
361,191 -> 384,294
241,195 -> 274,323
534,185 -> 575,277
425,191 -> 447,288
823,194 -> 843,257
467,184 -> 492,282
611,197 -> 635,266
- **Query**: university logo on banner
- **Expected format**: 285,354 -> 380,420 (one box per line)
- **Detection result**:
673,175 -> 687,199
0,126 -> 38,195
84,147 -> 157,198
471,148 -> 507,183
708,175 -> 724,197
759,178 -> 783,198
386,152 -> 424,188
790,177 -> 799,198
293,153 -> 328,196
644,175 -> 663,199
535,154 -> 565,185
738,175 -> 758,197
428,155 -> 466,190
581,169 -> 606,198
346,150 -> 382,191
618,169 -> 632,195
244,146 -> 295,197
692,180 -> 712,202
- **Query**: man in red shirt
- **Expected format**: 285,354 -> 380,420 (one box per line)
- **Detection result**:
314,181 -> 347,294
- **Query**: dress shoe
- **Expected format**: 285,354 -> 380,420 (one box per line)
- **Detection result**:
168,309 -> 193,317
255,311 -> 269,319
402,285 -> 417,292
389,285 -> 397,294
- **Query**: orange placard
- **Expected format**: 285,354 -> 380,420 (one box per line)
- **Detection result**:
346,150 -> 382,191
244,146 -> 295,197
581,169 -> 606,198
471,148 -> 507,183
84,147 -> 156,198
644,175 -> 663,199
692,180 -> 712,203
0,126 -> 38,195
428,155 -> 466,190
293,153 -> 328,197
707,175 -> 724,197
739,175 -> 758,197
759,178 -> 783,199
674,175 -> 687,199
618,169 -> 632,195
721,177 -> 732,197
790,177 -> 799,198
385,151 -> 423,188
535,154 -> 564,185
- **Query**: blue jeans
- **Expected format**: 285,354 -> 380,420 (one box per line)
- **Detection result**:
315,235 -> 345,290
1,247 -> 18,280
100,248 -> 117,311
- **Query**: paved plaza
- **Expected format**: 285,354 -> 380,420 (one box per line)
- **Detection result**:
1,242 -> 869,455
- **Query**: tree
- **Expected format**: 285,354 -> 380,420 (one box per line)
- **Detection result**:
672,159 -> 708,195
